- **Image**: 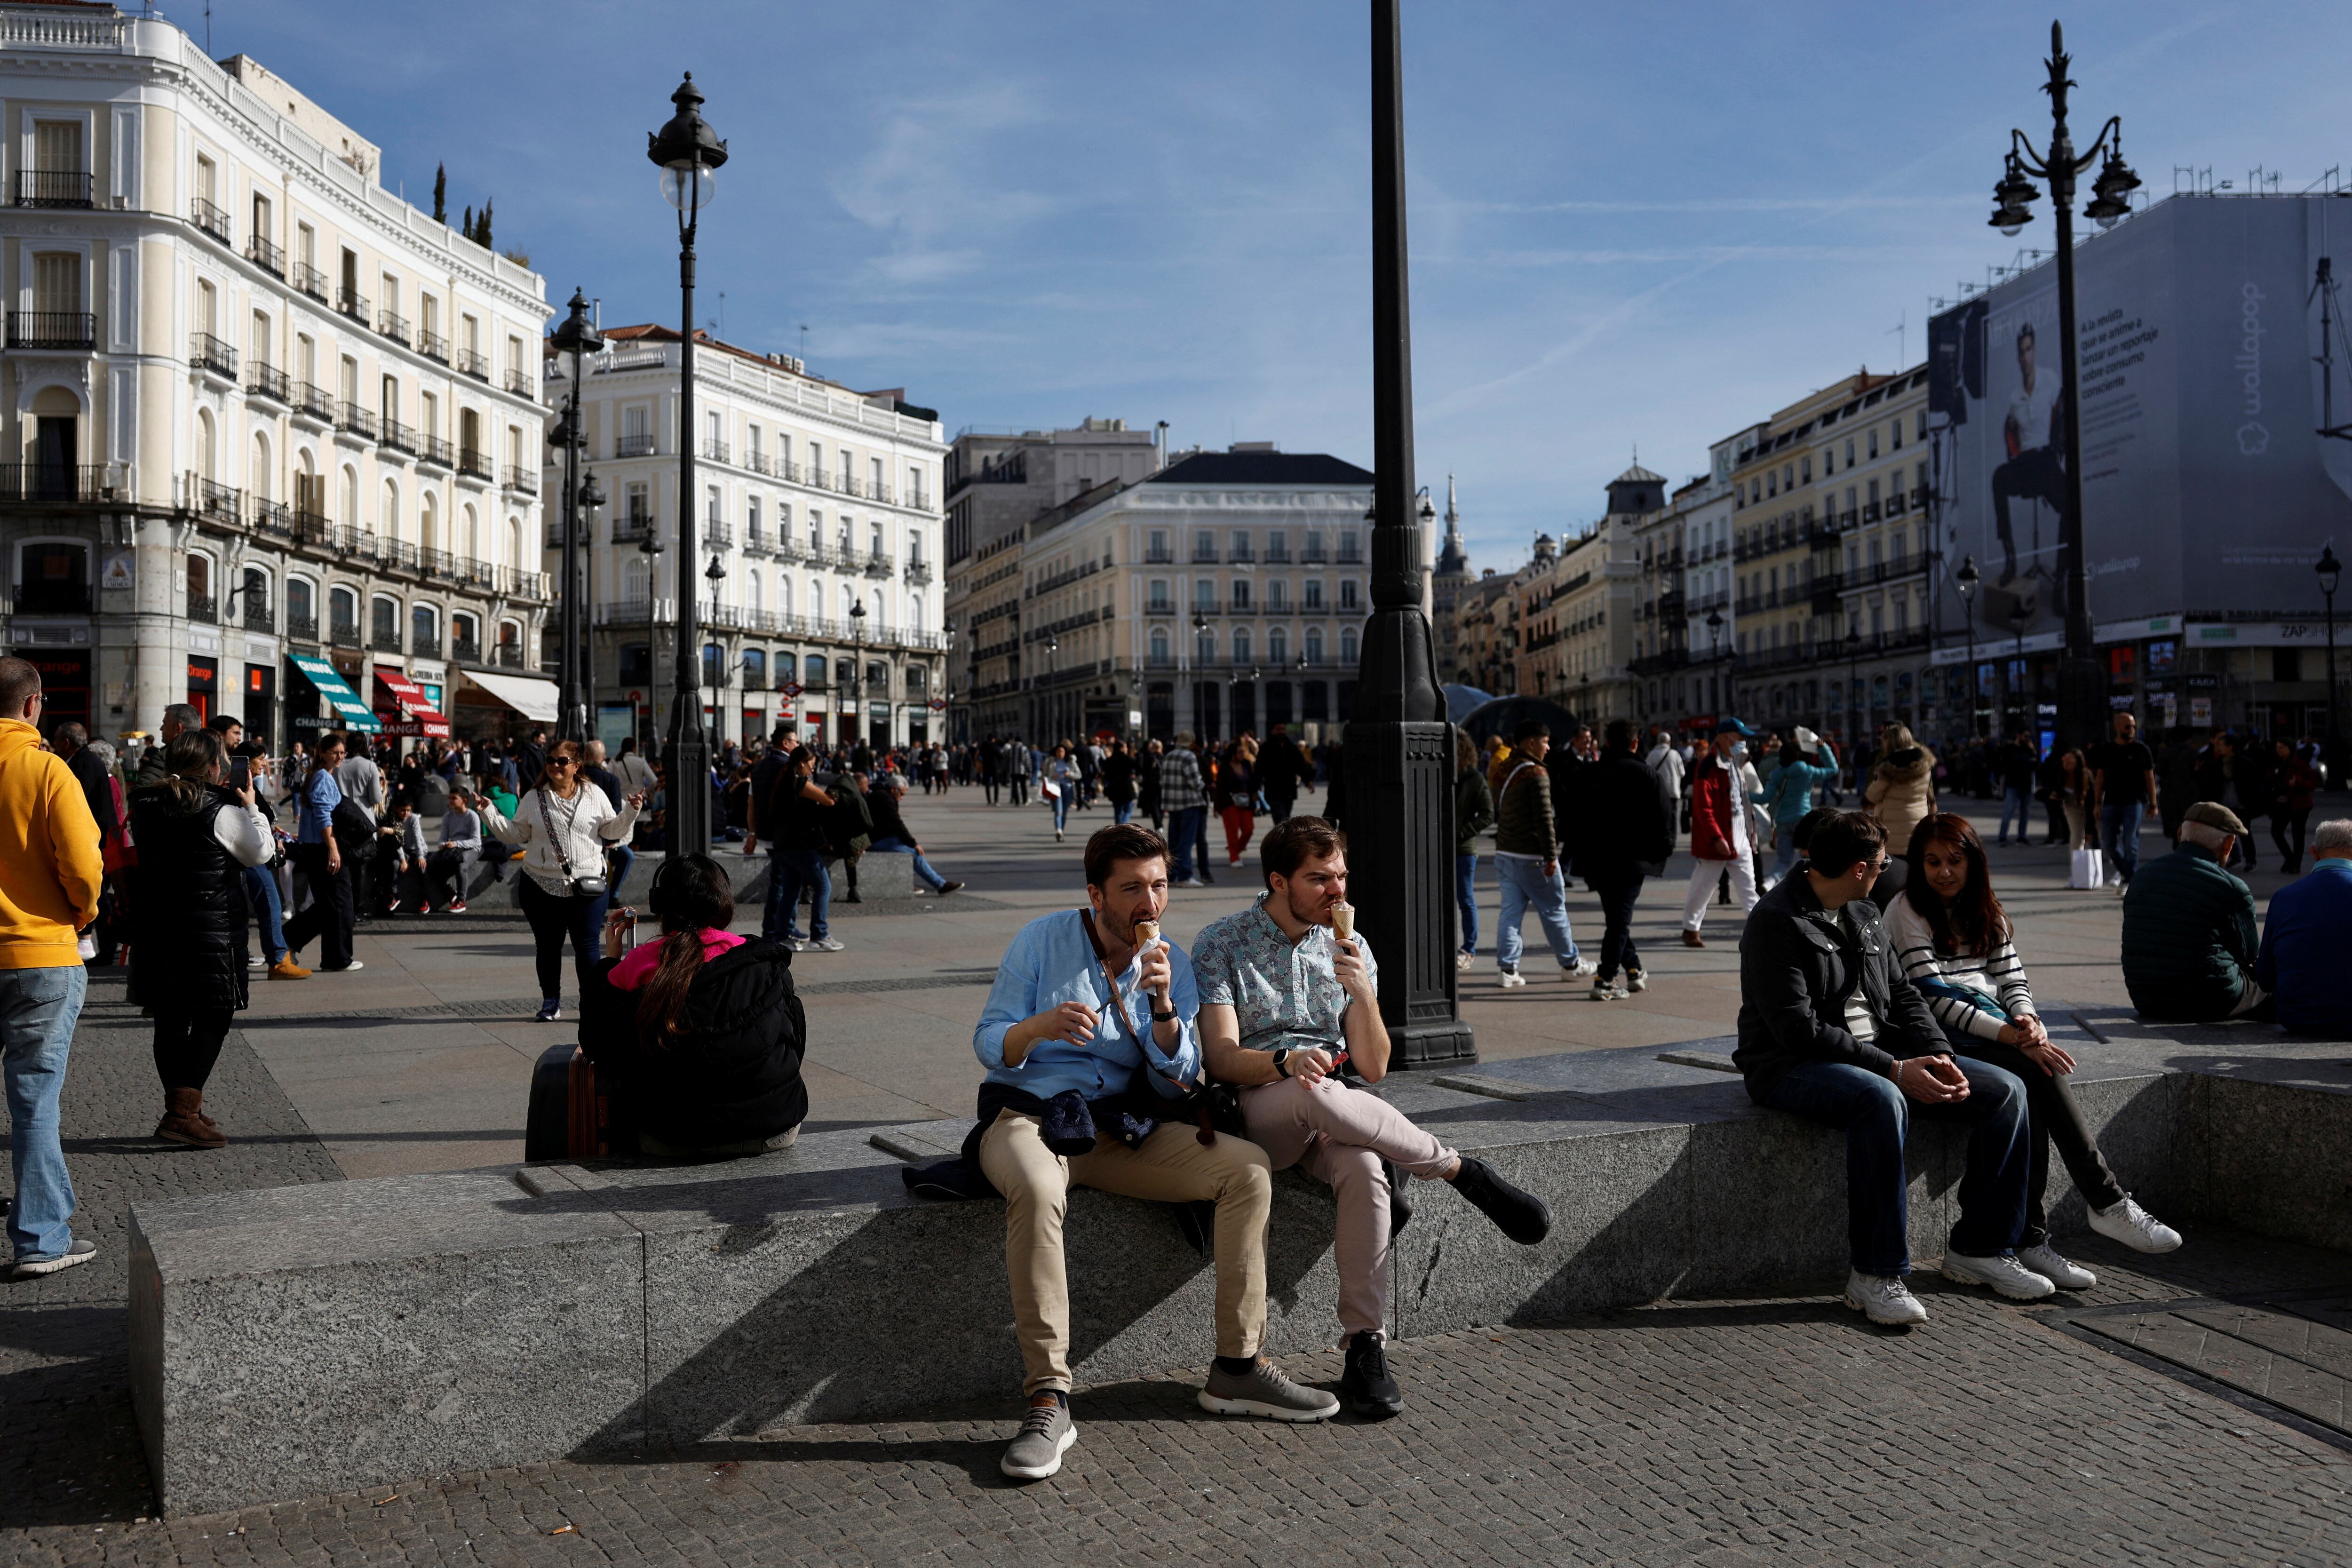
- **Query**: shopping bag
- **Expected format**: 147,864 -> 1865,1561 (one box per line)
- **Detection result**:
2067,847 -> 2104,890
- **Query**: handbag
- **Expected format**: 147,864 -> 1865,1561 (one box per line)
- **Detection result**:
540,787 -> 608,898
2067,845 -> 2105,891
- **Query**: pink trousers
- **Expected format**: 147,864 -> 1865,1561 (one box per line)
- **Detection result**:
1239,1073 -> 1456,1335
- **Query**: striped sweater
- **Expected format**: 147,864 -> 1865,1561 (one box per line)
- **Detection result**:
1881,895 -> 2033,1043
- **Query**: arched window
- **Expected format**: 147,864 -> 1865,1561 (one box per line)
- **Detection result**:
806,653 -> 828,687
777,651 -> 798,683
839,583 -> 854,622
452,611 -> 478,654
381,478 -> 400,541
195,408 -> 216,481
743,649 -> 766,688
777,574 -> 793,618
1267,628 -> 1288,663
330,585 -> 359,643
1196,627 -> 1216,664
411,602 -> 438,653
371,594 -> 400,648
909,593 -> 924,631
287,576 -> 316,635
420,490 -> 438,554
508,517 -> 522,569
1340,627 -> 1359,664
747,573 -> 763,613
340,464 -> 358,526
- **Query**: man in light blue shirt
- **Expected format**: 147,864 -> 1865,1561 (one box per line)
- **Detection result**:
2255,816 -> 2352,1038
970,823 -> 1327,1483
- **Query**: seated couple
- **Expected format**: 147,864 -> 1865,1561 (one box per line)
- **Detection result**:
1735,810 -> 2178,1329
967,819 -> 1551,1481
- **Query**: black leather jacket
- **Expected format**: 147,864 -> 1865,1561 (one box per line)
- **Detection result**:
1732,872 -> 1945,1103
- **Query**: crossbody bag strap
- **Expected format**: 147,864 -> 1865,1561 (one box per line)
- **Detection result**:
539,787 -> 581,885
1078,909 -> 1128,1030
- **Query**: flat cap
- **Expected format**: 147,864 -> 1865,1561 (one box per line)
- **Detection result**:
2182,800 -> 2247,836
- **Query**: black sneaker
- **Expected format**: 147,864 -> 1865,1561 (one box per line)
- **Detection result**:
1450,1155 -> 1551,1245
1339,1330 -> 1403,1419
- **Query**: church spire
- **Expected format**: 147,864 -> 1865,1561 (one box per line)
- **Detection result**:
1433,472 -> 1470,578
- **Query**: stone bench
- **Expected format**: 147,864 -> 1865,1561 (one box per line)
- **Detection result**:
127,1013 -> 2352,1516
461,844 -> 918,910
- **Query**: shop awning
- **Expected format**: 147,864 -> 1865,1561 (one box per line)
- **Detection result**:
458,666 -> 560,723
373,666 -> 452,738
287,654 -> 381,734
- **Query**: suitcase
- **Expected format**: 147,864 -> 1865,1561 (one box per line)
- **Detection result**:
524,1042 -> 616,1162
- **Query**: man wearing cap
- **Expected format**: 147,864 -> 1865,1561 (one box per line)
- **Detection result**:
1681,718 -> 1761,947
2120,801 -> 2269,1022
1760,726 -> 1840,891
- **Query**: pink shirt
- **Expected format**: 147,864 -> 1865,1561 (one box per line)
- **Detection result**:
609,928 -> 747,991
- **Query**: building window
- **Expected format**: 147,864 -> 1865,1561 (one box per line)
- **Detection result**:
1305,628 -> 1324,662
1304,579 -> 1325,611
1232,629 -> 1251,663
1193,579 -> 1216,610
1193,530 -> 1217,564
1339,579 -> 1360,611
1268,628 -> 1288,663
1148,528 -> 1169,563
330,585 -> 359,644
1149,579 -> 1170,612
1230,579 -> 1252,612
1340,626 -> 1359,663
1150,627 -> 1169,662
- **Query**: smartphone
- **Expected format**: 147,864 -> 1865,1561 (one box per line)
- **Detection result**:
230,757 -> 251,790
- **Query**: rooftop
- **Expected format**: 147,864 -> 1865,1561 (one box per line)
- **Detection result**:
1146,451 -> 1373,487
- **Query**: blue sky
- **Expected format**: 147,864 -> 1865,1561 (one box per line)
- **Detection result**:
207,0 -> 2352,572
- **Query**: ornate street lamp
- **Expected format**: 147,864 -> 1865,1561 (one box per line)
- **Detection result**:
636,529 -> 664,747
2320,546 -> 2342,762
577,468 -> 605,732
549,289 -> 604,744
1191,609 -> 1210,739
850,597 -> 869,747
1345,0 -> 1466,1065
1987,23 -> 2140,755
648,72 -> 727,849
1956,553 -> 1981,738
702,553 -> 726,740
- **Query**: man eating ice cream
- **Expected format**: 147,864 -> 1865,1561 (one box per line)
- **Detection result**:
1190,816 -> 1553,1419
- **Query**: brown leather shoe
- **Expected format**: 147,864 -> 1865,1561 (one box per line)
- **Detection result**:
155,1087 -> 226,1149
1681,930 -> 1706,948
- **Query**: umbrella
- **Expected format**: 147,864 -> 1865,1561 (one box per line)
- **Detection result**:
1459,694 -> 1584,749
1441,684 -> 1492,726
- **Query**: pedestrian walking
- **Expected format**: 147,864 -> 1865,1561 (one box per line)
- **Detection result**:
281,733 -> 361,972
128,727 -> 277,1148
1681,720 -> 1761,947
1043,744 -> 1079,842
0,657 -> 104,1276
1160,733 -> 1210,885
1217,737 -> 1259,868
743,745 -> 843,952
1139,739 -> 1164,831
1565,720 -> 1673,999
1453,729 -> 1495,969
476,740 -> 644,1020
1102,737 -> 1139,826
1491,720 -> 1591,984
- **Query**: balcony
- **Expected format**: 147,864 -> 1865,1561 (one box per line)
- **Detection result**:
287,613 -> 319,645
613,516 -> 655,545
418,330 -> 448,364
368,629 -> 402,654
703,520 -> 735,548
456,347 -> 488,382
190,197 -> 230,245
9,311 -> 94,350
376,309 -> 410,347
617,433 -> 658,458
704,438 -> 730,464
1337,545 -> 1363,565
379,417 -> 417,456
337,288 -> 370,326
187,593 -> 219,624
446,635 -> 481,666
904,559 -> 933,586
329,619 -> 361,648
251,496 -> 293,536
15,169 -> 91,208
338,403 -> 378,441
867,480 -> 894,505
504,463 -> 537,494
241,597 -> 274,633
419,435 -> 453,469
294,507 -> 331,546
1145,547 -> 1174,565
0,464 -> 107,504
295,382 -> 336,424
864,553 -> 894,581
294,262 -> 331,303
1263,546 -> 1290,565
246,362 -> 290,404
412,630 -> 442,660
1228,546 -> 1255,565
494,642 -> 526,669
244,233 -> 284,278
195,477 -> 242,526
1191,549 -> 1219,566
458,447 -> 493,481
507,368 -> 533,399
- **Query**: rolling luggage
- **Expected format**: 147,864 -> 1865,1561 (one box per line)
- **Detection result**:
524,1043 -> 616,1162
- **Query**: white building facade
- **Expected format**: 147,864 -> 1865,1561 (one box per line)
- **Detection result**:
0,8 -> 554,748
544,325 -> 948,751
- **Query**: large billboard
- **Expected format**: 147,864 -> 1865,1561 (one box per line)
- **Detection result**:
1928,195 -> 2352,643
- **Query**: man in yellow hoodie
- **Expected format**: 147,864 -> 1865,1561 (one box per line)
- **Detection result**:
0,656 -> 103,1277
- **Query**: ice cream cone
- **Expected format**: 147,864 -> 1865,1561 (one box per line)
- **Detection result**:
1330,903 -> 1355,941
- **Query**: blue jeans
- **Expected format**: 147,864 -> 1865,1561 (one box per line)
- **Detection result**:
1998,787 -> 2029,843
2100,800 -> 2145,883
1455,852 -> 1479,955
1766,821 -> 1800,886
1050,791 -> 1071,834
2,964 -> 87,1262
770,847 -> 831,940
607,844 -> 636,901
1761,1057 -> 2032,1277
1170,806 -> 1208,881
1494,855 -> 1579,970
1113,801 -> 1135,826
869,835 -> 946,892
245,862 -> 287,962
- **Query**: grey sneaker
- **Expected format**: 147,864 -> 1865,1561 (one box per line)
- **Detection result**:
12,1237 -> 96,1279
1197,1356 -> 1339,1422
1940,1250 -> 2055,1300
1624,968 -> 1648,993
1843,1269 -> 1929,1326
1589,980 -> 1628,1001
1564,957 -> 1599,977
2089,1195 -> 2182,1254
2018,1243 -> 2096,1290
999,1394 -> 1076,1480
801,936 -> 845,952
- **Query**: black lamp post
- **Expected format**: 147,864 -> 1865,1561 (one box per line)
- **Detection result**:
577,468 -> 604,733
1191,610 -> 1210,738
851,597 -> 869,748
1705,606 -> 1724,719
1987,22 -> 2140,756
637,530 -> 663,746
702,553 -> 726,741
648,72 -> 727,850
2319,545 -> 2341,764
1956,553 -> 1981,738
550,289 -> 603,744
1344,0 -> 1467,1067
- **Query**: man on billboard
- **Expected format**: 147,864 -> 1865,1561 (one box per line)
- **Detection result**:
1989,321 -> 2067,588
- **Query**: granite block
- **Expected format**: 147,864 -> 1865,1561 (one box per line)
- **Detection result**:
2032,1071 -> 2180,1239
1467,1041 -> 1741,1096
2199,1074 -> 2352,1252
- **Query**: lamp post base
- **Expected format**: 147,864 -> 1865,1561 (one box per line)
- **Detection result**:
1340,717 -> 1475,1071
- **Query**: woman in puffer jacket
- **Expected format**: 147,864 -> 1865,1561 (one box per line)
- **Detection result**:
1863,722 -> 1939,860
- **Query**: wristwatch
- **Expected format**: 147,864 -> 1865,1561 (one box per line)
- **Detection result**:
1150,1005 -> 1177,1023
1272,1047 -> 1293,1078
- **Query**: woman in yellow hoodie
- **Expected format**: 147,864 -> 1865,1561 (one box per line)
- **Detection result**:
0,656 -> 104,1277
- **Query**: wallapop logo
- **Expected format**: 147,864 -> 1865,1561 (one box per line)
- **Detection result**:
2238,422 -> 2270,456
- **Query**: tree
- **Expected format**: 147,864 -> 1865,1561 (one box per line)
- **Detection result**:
433,163 -> 446,224
476,199 -> 493,248
461,204 -> 474,241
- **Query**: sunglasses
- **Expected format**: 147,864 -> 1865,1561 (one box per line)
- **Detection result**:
544,758 -> 576,769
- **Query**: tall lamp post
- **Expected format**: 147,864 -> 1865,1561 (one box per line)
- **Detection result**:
1987,22 -> 2140,755
549,289 -> 603,744
648,72 -> 727,850
1344,0 -> 1467,1067
1191,610 -> 1210,739
2318,546 -> 2341,765
637,530 -> 664,746
577,469 -> 604,737
1956,553 -> 1981,739
702,554 -> 725,746
851,597 -> 869,749
1705,606 -> 1724,719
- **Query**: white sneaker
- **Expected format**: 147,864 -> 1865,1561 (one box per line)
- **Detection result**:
1455,951 -> 1474,971
1565,957 -> 1599,977
1589,980 -> 1628,1002
802,936 -> 845,953
2018,1243 -> 2096,1290
1940,1250 -> 2055,1300
1624,969 -> 1648,993
1497,968 -> 1526,989
2089,1195 -> 2182,1254
1843,1269 -> 1929,1326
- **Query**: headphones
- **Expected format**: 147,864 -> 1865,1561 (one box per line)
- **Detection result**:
647,853 -> 690,922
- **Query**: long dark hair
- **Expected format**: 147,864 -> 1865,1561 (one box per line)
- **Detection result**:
1901,812 -> 2010,955
636,854 -> 736,1049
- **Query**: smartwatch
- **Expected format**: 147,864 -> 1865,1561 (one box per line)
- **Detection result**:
1150,1006 -> 1177,1023
1272,1047 -> 1293,1078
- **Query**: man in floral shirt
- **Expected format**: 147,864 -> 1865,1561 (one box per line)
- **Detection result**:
1191,816 -> 1552,1420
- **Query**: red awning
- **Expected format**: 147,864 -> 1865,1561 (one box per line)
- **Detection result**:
373,666 -> 452,738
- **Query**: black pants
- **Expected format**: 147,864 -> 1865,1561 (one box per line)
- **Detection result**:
1265,793 -> 1296,825
519,876 -> 609,1002
983,775 -> 1000,804
1991,447 -> 2068,573
153,1004 -> 233,1092
2273,807 -> 2310,867
1586,870 -> 1645,983
425,847 -> 471,905
1950,1037 -> 2126,1247
283,843 -> 355,969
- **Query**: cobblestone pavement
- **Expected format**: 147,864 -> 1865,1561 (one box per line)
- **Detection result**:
8,1211 -> 2352,1566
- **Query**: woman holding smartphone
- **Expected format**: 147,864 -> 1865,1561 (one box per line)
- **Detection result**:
1885,813 -> 2180,1287
476,739 -> 644,1021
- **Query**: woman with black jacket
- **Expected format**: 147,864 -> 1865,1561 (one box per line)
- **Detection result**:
579,854 -> 807,1158
128,726 -> 277,1147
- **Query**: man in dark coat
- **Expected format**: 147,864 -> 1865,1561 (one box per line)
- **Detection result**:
1564,719 -> 1673,999
1255,724 -> 1311,824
